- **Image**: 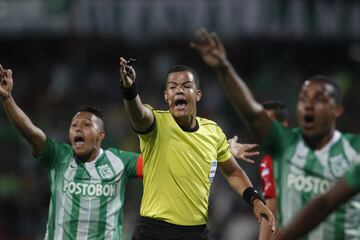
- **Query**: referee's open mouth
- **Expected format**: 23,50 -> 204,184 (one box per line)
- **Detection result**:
174,99 -> 188,111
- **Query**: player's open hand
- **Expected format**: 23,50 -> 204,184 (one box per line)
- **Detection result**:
190,28 -> 227,68
0,64 -> 13,101
119,57 -> 136,88
228,136 -> 259,164
253,199 -> 276,233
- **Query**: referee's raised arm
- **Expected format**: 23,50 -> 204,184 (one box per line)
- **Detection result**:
119,57 -> 154,133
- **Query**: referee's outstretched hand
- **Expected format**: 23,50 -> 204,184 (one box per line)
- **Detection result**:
0,64 -> 13,101
228,136 -> 259,164
253,199 -> 276,232
119,57 -> 136,88
191,28 -> 228,69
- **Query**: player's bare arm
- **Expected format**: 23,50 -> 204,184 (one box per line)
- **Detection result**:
278,179 -> 358,240
191,29 -> 272,142
119,57 -> 154,133
219,157 -> 276,232
0,65 -> 46,155
252,198 -> 276,232
259,198 -> 276,240
228,135 -> 259,164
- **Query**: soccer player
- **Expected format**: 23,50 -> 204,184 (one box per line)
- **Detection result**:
0,65 -> 143,240
192,29 -> 360,239
228,101 -> 289,240
258,101 -> 289,240
278,162 -> 360,239
118,58 -> 275,240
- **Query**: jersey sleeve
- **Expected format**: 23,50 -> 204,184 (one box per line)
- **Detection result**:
343,133 -> 360,154
137,104 -> 157,139
261,121 -> 294,161
216,127 -> 232,162
138,107 -> 165,162
344,163 -> 360,191
259,155 -> 276,198
117,150 -> 142,179
35,137 -> 72,170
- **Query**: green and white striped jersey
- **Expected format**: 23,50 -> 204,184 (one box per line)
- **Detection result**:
263,121 -> 360,240
36,138 -> 141,240
345,163 -> 360,192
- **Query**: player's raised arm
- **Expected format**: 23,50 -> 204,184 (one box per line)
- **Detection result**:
119,57 -> 154,133
191,29 -> 271,142
0,65 -> 46,155
219,157 -> 276,232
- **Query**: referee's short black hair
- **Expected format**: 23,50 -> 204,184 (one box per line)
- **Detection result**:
305,75 -> 342,105
167,65 -> 200,89
262,101 -> 289,122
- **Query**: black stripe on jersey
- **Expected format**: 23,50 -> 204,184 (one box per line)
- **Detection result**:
201,122 -> 219,127
178,120 -> 199,132
132,118 -> 156,135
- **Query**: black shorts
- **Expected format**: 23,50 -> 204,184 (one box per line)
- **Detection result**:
132,217 -> 211,240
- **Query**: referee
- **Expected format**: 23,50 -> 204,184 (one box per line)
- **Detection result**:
119,58 -> 275,240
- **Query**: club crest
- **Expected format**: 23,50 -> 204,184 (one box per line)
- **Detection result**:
329,154 -> 348,178
98,164 -> 114,179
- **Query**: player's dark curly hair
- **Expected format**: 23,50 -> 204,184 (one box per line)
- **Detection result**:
78,106 -> 104,120
305,75 -> 342,105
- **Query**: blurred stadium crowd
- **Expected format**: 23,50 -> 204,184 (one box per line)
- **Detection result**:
0,0 -> 360,239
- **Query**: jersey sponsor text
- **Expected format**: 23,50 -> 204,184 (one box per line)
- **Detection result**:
287,173 -> 332,194
63,180 -> 116,197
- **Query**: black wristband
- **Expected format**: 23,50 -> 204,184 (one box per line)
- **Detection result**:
243,187 -> 265,207
121,82 -> 138,100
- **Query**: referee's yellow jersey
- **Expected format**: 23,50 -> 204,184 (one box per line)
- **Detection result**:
139,106 -> 232,226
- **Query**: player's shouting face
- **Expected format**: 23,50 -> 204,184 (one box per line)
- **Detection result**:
69,111 -> 105,160
164,71 -> 202,119
297,80 -> 343,140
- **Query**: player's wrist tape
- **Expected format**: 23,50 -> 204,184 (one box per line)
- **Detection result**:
121,82 -> 138,100
243,187 -> 265,207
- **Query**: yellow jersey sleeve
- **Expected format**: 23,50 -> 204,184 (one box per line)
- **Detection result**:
216,125 -> 232,162
137,104 -> 157,141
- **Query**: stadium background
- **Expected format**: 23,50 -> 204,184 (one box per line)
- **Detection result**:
0,1 -> 360,239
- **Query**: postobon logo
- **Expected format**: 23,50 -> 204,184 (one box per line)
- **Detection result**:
287,173 -> 332,194
63,180 -> 116,197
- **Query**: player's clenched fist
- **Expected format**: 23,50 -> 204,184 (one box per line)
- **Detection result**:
0,64 -> 13,101
119,57 -> 136,88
